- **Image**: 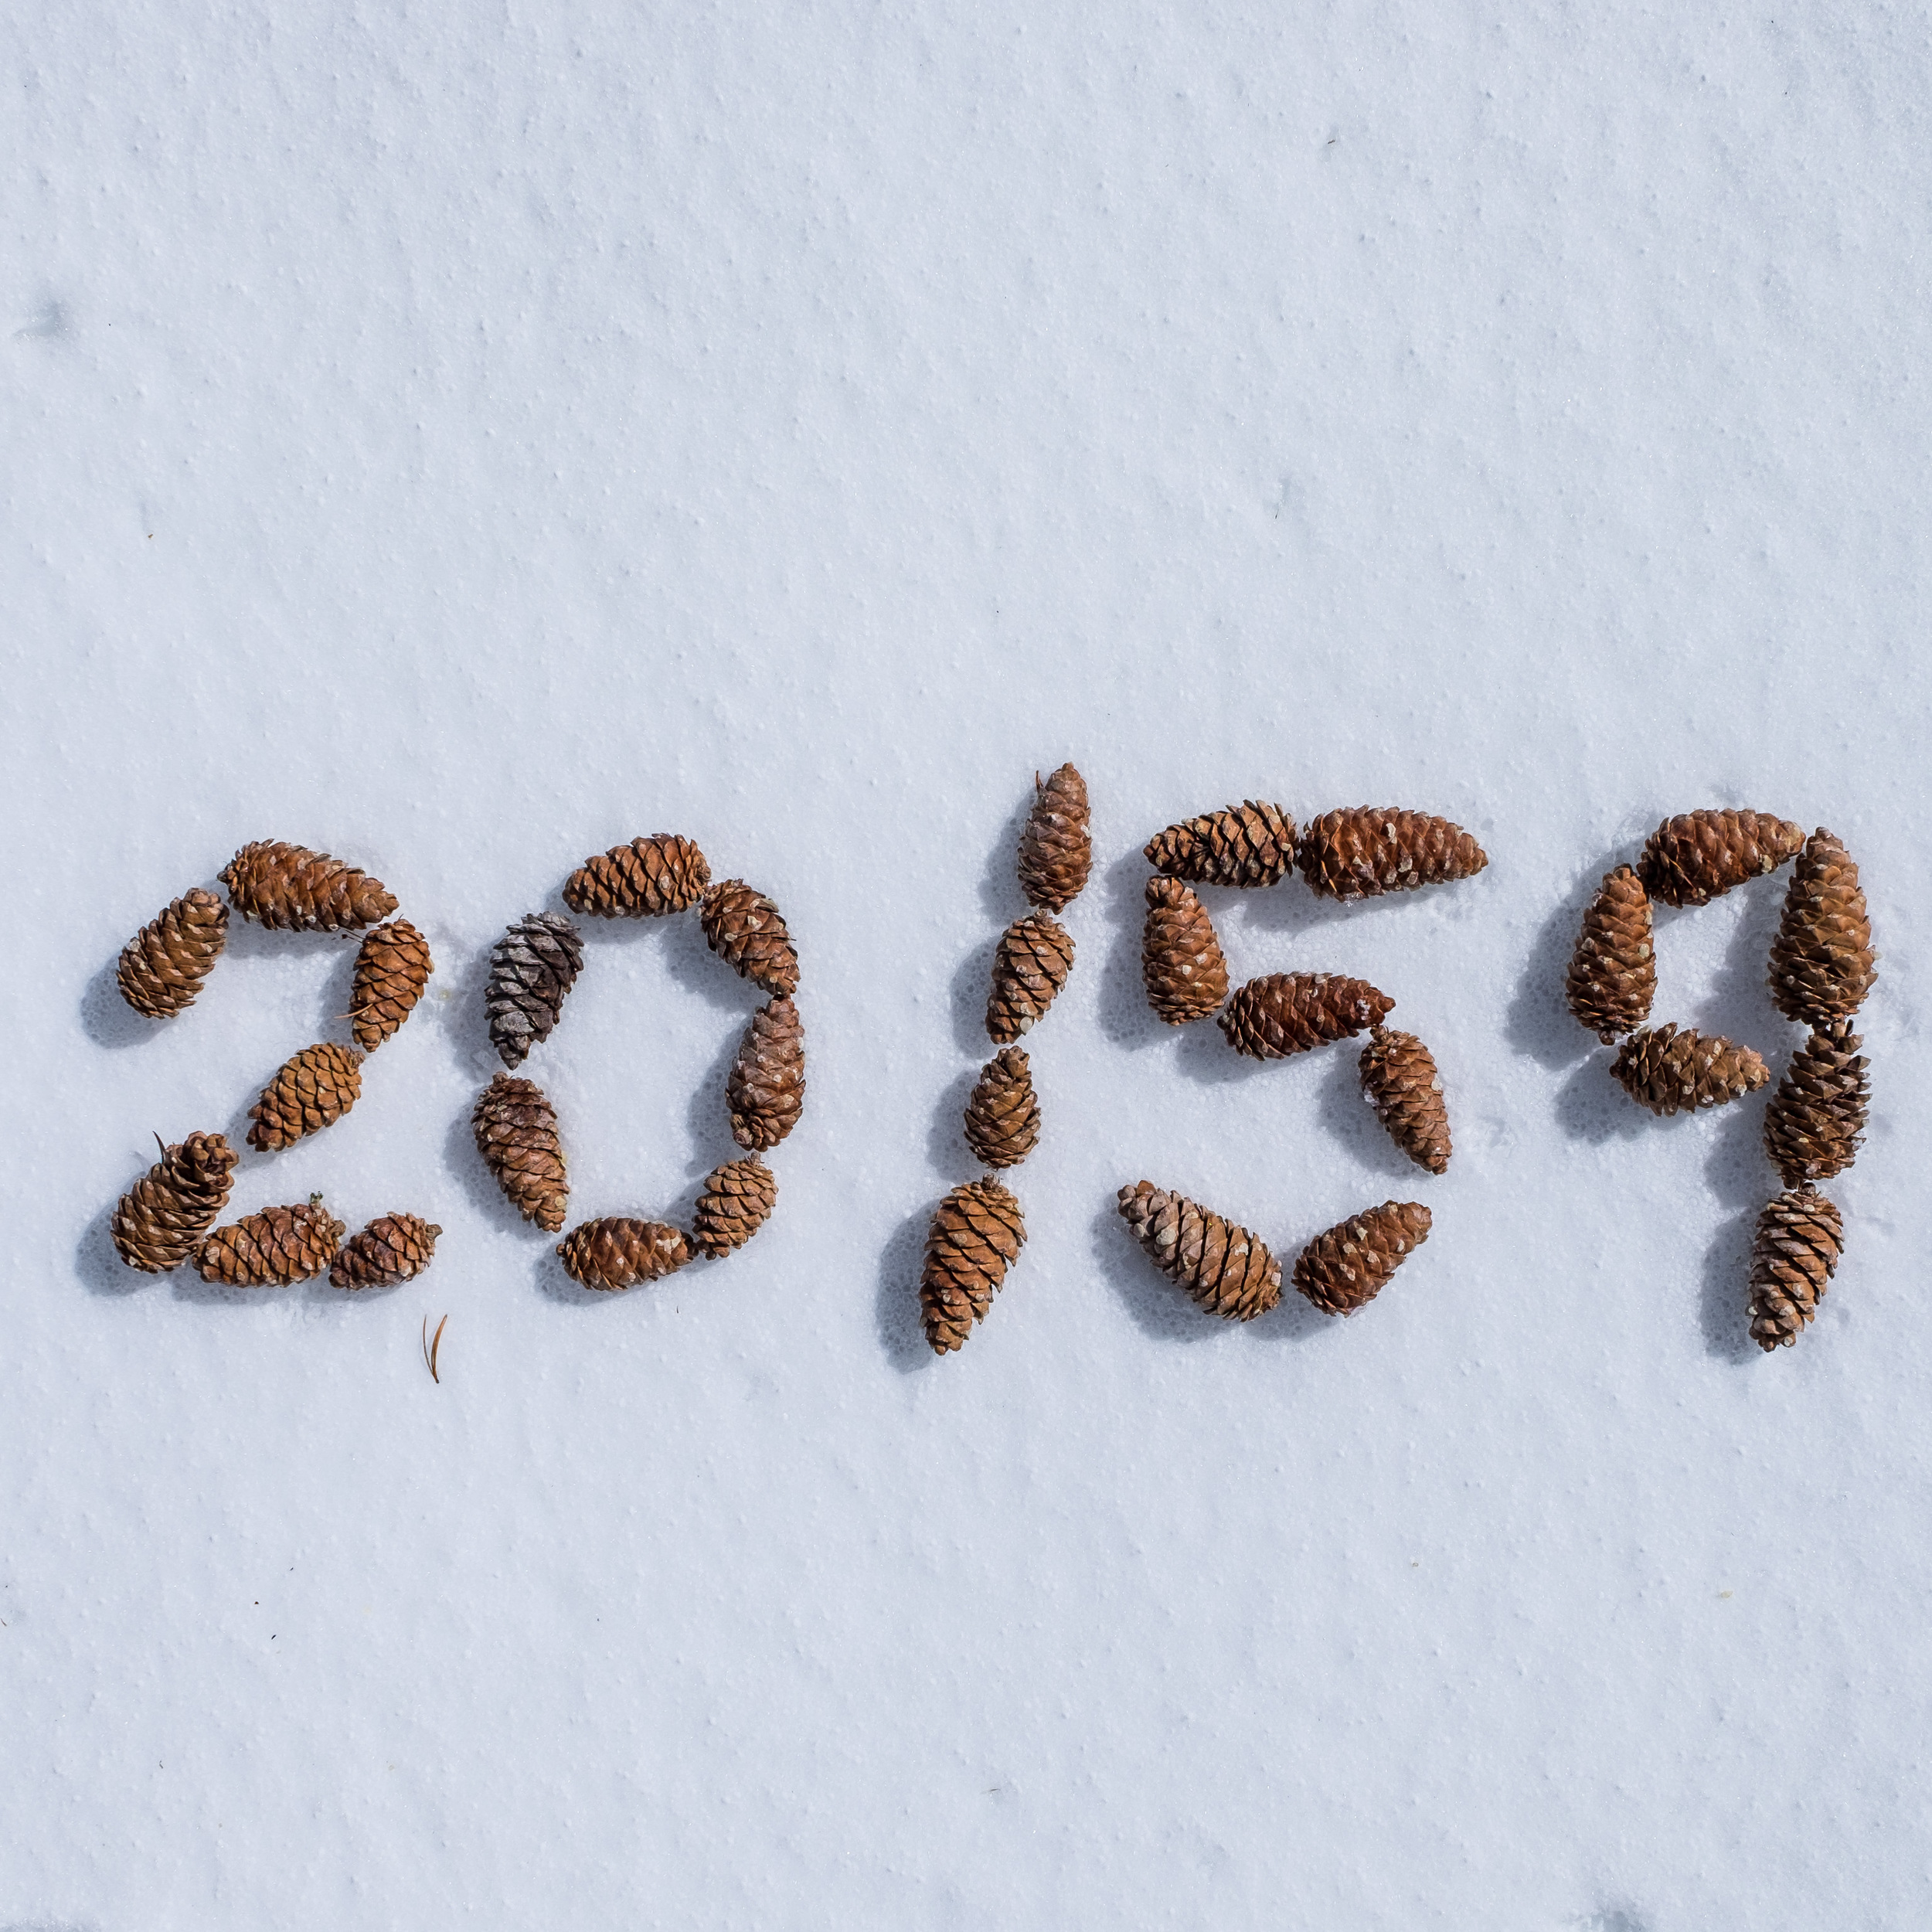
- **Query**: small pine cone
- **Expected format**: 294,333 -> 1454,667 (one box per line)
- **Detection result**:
195,1199 -> 345,1286
219,840 -> 397,930
920,1178 -> 1026,1354
692,1157 -> 779,1257
1141,877 -> 1230,1024
563,835 -> 712,918
1296,808 -> 1487,901
1359,1027 -> 1452,1174
1748,1182 -> 1844,1352
700,880 -> 799,996
1144,801 -> 1297,888
1015,764 -> 1092,912
111,1131 -> 238,1272
1608,1022 -> 1770,1116
963,1047 -> 1040,1169
329,1213 -> 442,1289
986,912 -> 1075,1043
556,1217 -> 691,1291
1293,1200 -> 1433,1316
471,1071 -> 569,1232
487,912 -> 583,1068
1566,865 -> 1655,1043
1217,971 -> 1394,1060
1114,1180 -> 1281,1321
349,919 -> 433,1051
247,1041 -> 363,1152
1763,1021 -> 1869,1186
1768,828 -> 1877,1024
1637,808 -> 1804,908
726,995 -> 806,1151
117,887 -> 228,1018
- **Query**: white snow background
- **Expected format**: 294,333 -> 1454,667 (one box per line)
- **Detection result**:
4,4 -> 1929,1927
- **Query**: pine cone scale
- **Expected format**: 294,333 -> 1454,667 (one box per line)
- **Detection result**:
330,1213 -> 441,1288
986,912 -> 1075,1043
1141,877 -> 1230,1024
1116,1181 -> 1281,1321
111,1131 -> 239,1272
1292,1201 -> 1433,1315
1566,865 -> 1655,1042
1218,972 -> 1394,1059
1768,828 -> 1876,1023
1638,809 -> 1804,908
692,1158 -> 778,1257
487,912 -> 583,1069
472,1072 -> 569,1231
563,835 -> 713,918
1764,1021 -> 1868,1185
219,841 -> 397,930
349,919 -> 434,1051
1016,764 -> 1092,912
1297,809 -> 1486,901
700,881 -> 799,997
117,887 -> 229,1018
920,1179 -> 1026,1353
1145,801 -> 1297,888
1748,1183 -> 1843,1351
727,995 -> 806,1151
1609,1023 -> 1769,1116
247,1042 -> 363,1152
196,1200 -> 345,1286
1359,1027 -> 1452,1172
557,1218 -> 691,1290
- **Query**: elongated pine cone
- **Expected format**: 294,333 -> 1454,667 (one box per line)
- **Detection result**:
1015,763 -> 1092,912
247,1041 -> 362,1151
487,912 -> 583,1068
117,887 -> 228,1018
1359,1027 -> 1451,1173
472,1071 -> 568,1232
563,835 -> 712,918
692,1158 -> 778,1257
1297,808 -> 1487,901
330,1213 -> 441,1289
1115,1180 -> 1281,1321
1145,801 -> 1297,888
111,1131 -> 238,1272
920,1178 -> 1026,1354
1218,971 -> 1394,1060
195,1199 -> 345,1286
986,912 -> 1075,1043
1609,1022 -> 1769,1116
219,840 -> 397,930
1768,828 -> 1876,1023
557,1217 -> 691,1290
1637,808 -> 1804,908
1293,1200 -> 1433,1315
963,1047 -> 1040,1169
1566,865 -> 1655,1042
1142,877 -> 1229,1024
1763,1021 -> 1868,1186
349,918 -> 433,1050
1748,1182 -> 1843,1352
727,995 -> 805,1151
700,880 -> 799,996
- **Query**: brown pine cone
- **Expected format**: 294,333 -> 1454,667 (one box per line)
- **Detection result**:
219,840 -> 397,930
1015,764 -> 1092,912
556,1217 -> 691,1291
1115,1180 -> 1281,1321
111,1131 -> 238,1272
1608,1023 -> 1770,1116
1637,808 -> 1804,907
1359,1027 -> 1451,1174
1142,877 -> 1229,1024
196,1199 -> 345,1286
487,912 -> 583,1069
1144,801 -> 1297,888
1566,865 -> 1655,1043
726,995 -> 805,1151
692,1157 -> 778,1257
920,1177 -> 1026,1354
963,1047 -> 1040,1169
563,835 -> 712,918
1293,1201 -> 1433,1315
986,912 -> 1075,1043
1218,971 -> 1394,1060
1763,1021 -> 1868,1186
1748,1182 -> 1843,1352
700,880 -> 799,996
247,1041 -> 363,1151
1767,828 -> 1877,1024
472,1071 -> 569,1232
1296,808 -> 1487,900
349,919 -> 433,1051
117,887 -> 228,1018
330,1213 -> 441,1289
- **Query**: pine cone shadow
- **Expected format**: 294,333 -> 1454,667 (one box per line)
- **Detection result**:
949,932 -> 1002,1056
534,1250 -> 626,1308
874,1205 -> 935,1372
976,791 -> 1035,922
440,1104 -> 546,1237
1229,876 -> 1386,940
440,934 -> 503,1078
1697,1206 -> 1760,1365
1094,848 -> 1169,1052
1553,1055 -> 1654,1145
76,1200 -> 143,1296
655,906 -> 772,1015
685,1023 -> 757,1181
1090,1196 -> 1218,1344
1504,862 -> 1607,1071
925,1067 -> 979,1175
168,1267 -> 294,1308
1679,877 -> 1794,1056
1316,1049 -> 1430,1183
79,956 -> 157,1049
1172,1020 -> 1312,1089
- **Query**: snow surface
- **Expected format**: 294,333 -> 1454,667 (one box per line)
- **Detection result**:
5,5 -> 1931,1927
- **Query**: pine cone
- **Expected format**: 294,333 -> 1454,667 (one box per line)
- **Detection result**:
556,1218 -> 691,1290
246,1041 -> 362,1151
349,919 -> 433,1051
111,1131 -> 238,1272
487,912 -> 583,1068
1141,877 -> 1229,1024
1015,764 -> 1092,913
1292,1201 -> 1433,1315
1609,1023 -> 1770,1116
963,1047 -> 1040,1168
219,840 -> 397,930
1144,801 -> 1297,888
1114,1180 -> 1281,1321
1638,808 -> 1804,907
1296,808 -> 1487,901
1763,1022 -> 1868,1186
471,1071 -> 569,1232
1748,1182 -> 1843,1352
563,835 -> 712,917
986,912 -> 1075,1043
195,1199 -> 345,1286
1359,1027 -> 1451,1174
1768,828 -> 1877,1024
700,880 -> 799,996
692,1157 -> 779,1257
330,1213 -> 441,1289
1217,971 -> 1394,1060
726,995 -> 805,1151
1565,864 -> 1655,1042
920,1177 -> 1026,1354
117,887 -> 228,1018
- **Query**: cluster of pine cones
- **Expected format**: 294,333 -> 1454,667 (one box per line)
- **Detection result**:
1563,810 -> 1876,1352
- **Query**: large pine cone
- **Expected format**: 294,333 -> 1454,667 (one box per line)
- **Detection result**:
330,1213 -> 441,1289
920,1178 -> 1026,1354
1359,1027 -> 1451,1174
692,1158 -> 778,1258
1748,1182 -> 1843,1352
247,1041 -> 363,1151
700,880 -> 799,996
1115,1180 -> 1281,1321
472,1071 -> 569,1232
1767,828 -> 1876,1023
1637,808 -> 1804,907
1763,1021 -> 1868,1186
111,1131 -> 238,1272
1293,1201 -> 1432,1315
963,1047 -> 1040,1169
1296,808 -> 1487,900
1142,877 -> 1229,1024
1609,1023 -> 1770,1116
219,840 -> 396,930
117,887 -> 228,1018
563,835 -> 712,917
1144,801 -> 1297,888
986,912 -> 1075,1043
1218,971 -> 1394,1059
196,1199 -> 345,1286
557,1217 -> 691,1290
727,995 -> 805,1151
487,912 -> 583,1069
1015,763 -> 1092,913
349,919 -> 433,1050
1566,864 -> 1655,1042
